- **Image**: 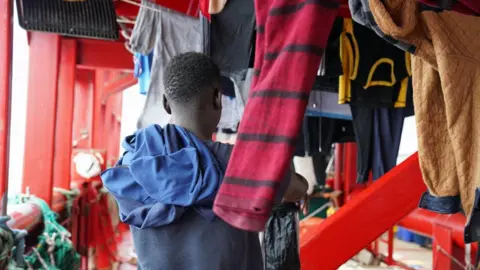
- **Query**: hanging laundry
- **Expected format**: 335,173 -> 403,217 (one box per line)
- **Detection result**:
220,76 -> 235,98
371,108 -> 405,180
217,95 -> 241,132
213,0 -> 340,232
233,68 -> 254,118
369,0 -> 480,243
307,91 -> 352,120
318,16 -> 344,78
348,0 -> 416,54
129,0 -> 202,128
311,76 -> 339,93
209,0 -> 255,75
295,116 -> 355,157
337,18 -> 411,109
133,52 -> 154,95
417,0 -> 480,16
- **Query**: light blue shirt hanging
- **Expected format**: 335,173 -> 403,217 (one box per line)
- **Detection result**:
134,52 -> 154,95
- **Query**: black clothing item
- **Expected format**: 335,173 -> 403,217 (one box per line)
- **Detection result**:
210,0 -> 255,74
294,116 -> 355,157
220,76 -> 236,97
351,105 -> 406,183
263,203 -> 300,270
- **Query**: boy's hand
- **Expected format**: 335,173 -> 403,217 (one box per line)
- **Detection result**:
301,194 -> 310,216
283,172 -> 309,202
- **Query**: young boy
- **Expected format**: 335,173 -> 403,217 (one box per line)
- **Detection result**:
101,52 -> 308,270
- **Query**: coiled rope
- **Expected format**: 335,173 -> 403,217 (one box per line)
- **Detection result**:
8,195 -> 80,269
0,216 -> 27,269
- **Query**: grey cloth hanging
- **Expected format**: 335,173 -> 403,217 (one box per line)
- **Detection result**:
129,1 -> 202,128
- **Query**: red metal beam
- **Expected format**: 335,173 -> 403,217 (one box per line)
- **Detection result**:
101,73 -> 137,104
0,0 -> 13,215
53,39 -> 77,190
73,69 -> 94,149
333,144 -> 343,194
92,71 -> 107,149
105,92 -> 123,167
76,39 -> 134,72
400,209 -> 468,249
343,143 -> 357,203
432,225 -> 457,270
300,153 -> 427,270
23,33 -> 61,206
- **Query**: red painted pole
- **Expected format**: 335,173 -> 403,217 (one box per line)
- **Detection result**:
387,228 -> 394,265
53,39 -> 77,190
343,143 -> 357,203
0,0 -> 13,216
92,70 -> 107,149
432,225 -> 455,270
22,33 -> 61,206
73,70 -> 93,149
333,144 -> 343,193
300,153 -> 427,270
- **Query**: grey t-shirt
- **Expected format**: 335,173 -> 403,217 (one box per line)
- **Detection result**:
132,141 -> 290,270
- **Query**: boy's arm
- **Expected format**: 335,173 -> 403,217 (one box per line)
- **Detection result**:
205,141 -> 308,203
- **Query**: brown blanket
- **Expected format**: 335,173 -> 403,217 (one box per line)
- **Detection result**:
370,0 -> 480,223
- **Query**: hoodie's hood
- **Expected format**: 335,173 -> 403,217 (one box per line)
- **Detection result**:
101,124 -> 223,229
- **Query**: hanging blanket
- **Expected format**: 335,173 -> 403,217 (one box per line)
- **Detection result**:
213,0 -> 339,232
369,0 -> 480,242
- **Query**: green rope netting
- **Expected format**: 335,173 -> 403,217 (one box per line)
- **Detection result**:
8,195 -> 80,270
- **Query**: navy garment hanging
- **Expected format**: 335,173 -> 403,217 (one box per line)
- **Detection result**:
372,108 -> 405,180
351,106 -> 406,183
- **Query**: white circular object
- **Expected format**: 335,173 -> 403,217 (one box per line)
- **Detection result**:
73,152 -> 104,179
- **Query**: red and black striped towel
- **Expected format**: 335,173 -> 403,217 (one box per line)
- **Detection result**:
213,0 -> 339,232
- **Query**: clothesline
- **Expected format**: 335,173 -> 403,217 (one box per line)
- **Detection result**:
119,0 -> 194,14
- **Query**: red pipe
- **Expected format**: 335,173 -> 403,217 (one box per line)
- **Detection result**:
300,153 -> 427,270
400,209 -> 470,249
343,143 -> 357,203
53,39 -> 77,190
333,144 -> 343,192
0,0 -> 13,216
387,228 -> 394,265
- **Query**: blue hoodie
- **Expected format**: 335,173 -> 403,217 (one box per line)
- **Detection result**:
101,124 -> 224,229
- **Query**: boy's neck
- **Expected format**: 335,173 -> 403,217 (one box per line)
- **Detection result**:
170,116 -> 213,141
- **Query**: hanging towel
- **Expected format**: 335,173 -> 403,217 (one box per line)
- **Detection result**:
370,0 -> 480,243
129,1 -> 202,128
213,0 -> 339,232
100,124 -> 224,229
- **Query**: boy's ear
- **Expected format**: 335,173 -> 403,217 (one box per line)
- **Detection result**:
213,88 -> 222,111
163,95 -> 172,115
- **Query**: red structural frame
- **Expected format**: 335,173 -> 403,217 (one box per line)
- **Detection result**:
0,1 -> 475,269
0,0 -> 13,216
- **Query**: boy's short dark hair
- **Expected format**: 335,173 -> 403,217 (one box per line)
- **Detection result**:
164,52 -> 221,106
